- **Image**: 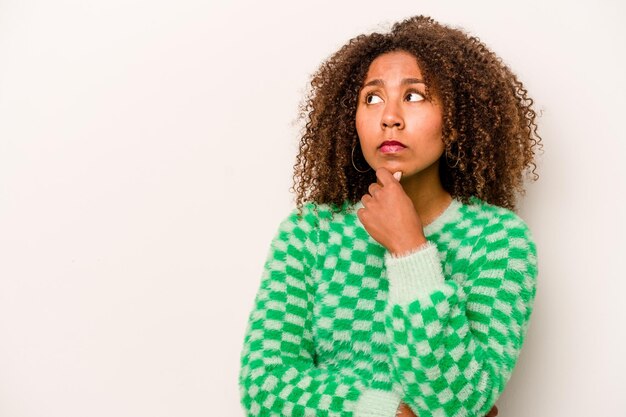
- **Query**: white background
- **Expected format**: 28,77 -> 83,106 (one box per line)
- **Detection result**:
1,0 -> 624,416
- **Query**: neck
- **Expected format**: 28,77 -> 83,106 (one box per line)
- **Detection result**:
399,161 -> 452,226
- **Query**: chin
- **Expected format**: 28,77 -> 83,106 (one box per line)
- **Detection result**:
373,161 -> 405,174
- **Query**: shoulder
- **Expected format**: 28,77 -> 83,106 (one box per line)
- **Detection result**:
274,201 -> 337,241
281,200 -> 358,228
465,196 -> 534,239
465,197 -> 537,272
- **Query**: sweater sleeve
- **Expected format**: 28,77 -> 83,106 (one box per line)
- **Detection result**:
382,215 -> 538,417
239,206 -> 402,417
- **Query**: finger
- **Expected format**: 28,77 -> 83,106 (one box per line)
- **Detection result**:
356,207 -> 367,223
361,194 -> 372,205
368,183 -> 382,197
375,167 -> 395,186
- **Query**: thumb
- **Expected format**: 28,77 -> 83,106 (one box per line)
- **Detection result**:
393,171 -> 402,181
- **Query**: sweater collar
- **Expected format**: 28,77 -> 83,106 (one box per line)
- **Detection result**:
352,197 -> 463,238
423,197 -> 463,237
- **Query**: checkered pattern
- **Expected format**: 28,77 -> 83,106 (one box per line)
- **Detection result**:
239,197 -> 538,417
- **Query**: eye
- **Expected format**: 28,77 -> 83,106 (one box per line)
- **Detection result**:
365,93 -> 383,104
406,91 -> 425,102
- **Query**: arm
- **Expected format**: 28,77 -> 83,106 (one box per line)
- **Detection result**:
383,216 -> 537,417
239,207 -> 402,417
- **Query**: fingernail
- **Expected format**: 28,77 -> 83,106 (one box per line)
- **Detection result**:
393,171 -> 402,181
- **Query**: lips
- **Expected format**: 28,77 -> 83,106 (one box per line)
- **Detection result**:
379,140 -> 407,154
379,140 -> 406,148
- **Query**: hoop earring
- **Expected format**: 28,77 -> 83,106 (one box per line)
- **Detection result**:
351,144 -> 372,173
445,144 -> 461,169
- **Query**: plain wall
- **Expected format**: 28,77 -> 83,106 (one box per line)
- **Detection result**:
0,0 -> 624,416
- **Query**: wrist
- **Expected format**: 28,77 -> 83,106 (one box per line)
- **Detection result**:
354,389 -> 402,417
388,235 -> 428,257
384,241 -> 445,304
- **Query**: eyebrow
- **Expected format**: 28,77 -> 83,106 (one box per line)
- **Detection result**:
362,78 -> 425,88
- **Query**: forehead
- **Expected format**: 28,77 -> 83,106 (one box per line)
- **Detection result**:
364,50 -> 423,81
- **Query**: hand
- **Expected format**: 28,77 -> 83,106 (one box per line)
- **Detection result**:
396,402 -> 498,417
357,168 -> 427,255
486,405 -> 499,416
396,402 -> 417,417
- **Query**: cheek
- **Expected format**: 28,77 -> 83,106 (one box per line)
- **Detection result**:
419,111 -> 443,139
355,109 -> 368,139
430,120 -> 443,140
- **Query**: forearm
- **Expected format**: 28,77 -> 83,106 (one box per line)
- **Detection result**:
383,235 -> 536,416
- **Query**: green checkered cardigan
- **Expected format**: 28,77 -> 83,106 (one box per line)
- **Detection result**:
239,196 -> 538,417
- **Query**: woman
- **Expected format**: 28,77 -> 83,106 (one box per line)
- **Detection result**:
239,15 -> 541,417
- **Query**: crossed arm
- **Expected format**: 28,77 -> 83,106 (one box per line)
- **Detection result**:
239,201 -> 536,416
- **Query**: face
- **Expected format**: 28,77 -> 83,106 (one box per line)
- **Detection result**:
355,50 -> 444,179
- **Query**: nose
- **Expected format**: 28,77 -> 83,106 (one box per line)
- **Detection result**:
381,100 -> 404,129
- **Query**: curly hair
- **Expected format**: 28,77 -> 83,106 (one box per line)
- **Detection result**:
292,15 -> 542,212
